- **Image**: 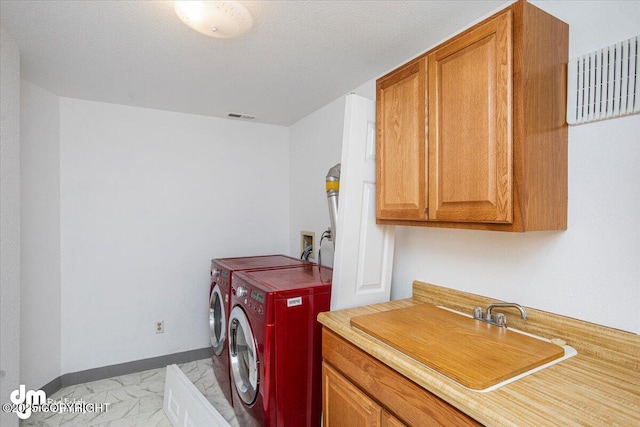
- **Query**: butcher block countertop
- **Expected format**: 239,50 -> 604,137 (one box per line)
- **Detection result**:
317,281 -> 640,426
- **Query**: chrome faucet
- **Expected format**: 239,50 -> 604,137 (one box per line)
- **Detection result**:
473,303 -> 527,328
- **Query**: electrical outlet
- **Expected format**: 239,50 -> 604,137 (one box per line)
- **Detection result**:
300,231 -> 315,259
156,321 -> 164,334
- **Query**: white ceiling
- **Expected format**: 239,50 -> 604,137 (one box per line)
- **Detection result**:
1,0 -> 508,126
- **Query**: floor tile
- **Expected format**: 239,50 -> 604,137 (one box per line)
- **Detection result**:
139,368 -> 165,385
19,412 -> 62,427
19,358 -> 235,427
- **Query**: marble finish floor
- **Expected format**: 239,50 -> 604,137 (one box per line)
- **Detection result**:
20,358 -> 239,427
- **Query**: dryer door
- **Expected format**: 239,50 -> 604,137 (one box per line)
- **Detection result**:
228,305 -> 259,405
209,285 -> 226,356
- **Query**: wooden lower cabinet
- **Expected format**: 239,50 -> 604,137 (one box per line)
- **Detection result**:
322,328 -> 482,427
323,362 -> 386,427
381,411 -> 406,427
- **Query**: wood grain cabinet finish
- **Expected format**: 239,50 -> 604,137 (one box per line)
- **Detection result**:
428,10 -> 512,224
322,362 -> 383,427
322,329 -> 481,427
381,411 -> 406,427
376,58 -> 426,221
376,0 -> 568,231
323,362 -> 407,427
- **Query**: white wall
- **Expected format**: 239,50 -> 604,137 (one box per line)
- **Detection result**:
60,99 -> 290,373
0,27 -> 21,427
288,97 -> 345,265
20,80 -> 61,390
390,1 -> 640,334
288,81 -> 376,266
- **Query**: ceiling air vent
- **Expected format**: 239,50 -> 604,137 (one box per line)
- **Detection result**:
567,35 -> 639,125
227,113 -> 256,120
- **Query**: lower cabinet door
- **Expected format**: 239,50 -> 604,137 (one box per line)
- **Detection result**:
322,328 -> 482,427
382,411 -> 406,427
323,362 -> 382,427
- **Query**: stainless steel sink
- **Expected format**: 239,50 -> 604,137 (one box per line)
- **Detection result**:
436,306 -> 578,392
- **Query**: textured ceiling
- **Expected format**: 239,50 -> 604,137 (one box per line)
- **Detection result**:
1,0 -> 508,126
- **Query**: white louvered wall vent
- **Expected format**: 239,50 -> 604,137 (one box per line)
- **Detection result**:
567,35 -> 639,125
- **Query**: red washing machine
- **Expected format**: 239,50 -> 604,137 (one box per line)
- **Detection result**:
228,264 -> 332,427
209,255 -> 312,408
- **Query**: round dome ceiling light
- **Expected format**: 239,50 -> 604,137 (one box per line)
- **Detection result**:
175,1 -> 253,39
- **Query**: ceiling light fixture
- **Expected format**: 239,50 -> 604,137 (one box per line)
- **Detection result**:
174,1 -> 252,39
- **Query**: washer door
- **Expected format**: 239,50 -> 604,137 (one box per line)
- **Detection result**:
228,305 -> 259,405
209,285 -> 226,356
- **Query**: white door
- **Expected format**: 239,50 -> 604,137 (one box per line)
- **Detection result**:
331,94 -> 395,310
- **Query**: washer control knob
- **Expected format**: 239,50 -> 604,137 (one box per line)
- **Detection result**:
236,286 -> 247,297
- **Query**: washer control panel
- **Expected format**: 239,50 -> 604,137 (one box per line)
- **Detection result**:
233,278 -> 265,316
249,289 -> 265,314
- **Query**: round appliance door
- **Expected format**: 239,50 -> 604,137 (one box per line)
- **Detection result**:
209,285 -> 226,356
228,305 -> 259,405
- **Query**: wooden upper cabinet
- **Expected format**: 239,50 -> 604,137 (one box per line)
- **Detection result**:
428,11 -> 512,223
375,0 -> 568,232
376,58 -> 426,220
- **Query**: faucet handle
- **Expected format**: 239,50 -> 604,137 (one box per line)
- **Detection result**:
495,313 -> 507,327
473,307 -> 484,320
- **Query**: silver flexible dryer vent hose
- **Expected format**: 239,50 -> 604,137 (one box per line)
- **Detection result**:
326,163 -> 341,247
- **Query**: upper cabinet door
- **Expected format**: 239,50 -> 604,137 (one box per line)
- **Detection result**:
427,10 -> 513,223
376,59 -> 427,221
375,0 -> 567,231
